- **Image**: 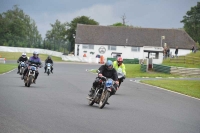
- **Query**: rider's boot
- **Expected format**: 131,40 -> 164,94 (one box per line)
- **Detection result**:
88,87 -> 95,97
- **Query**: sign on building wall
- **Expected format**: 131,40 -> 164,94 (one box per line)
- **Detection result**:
98,46 -> 106,54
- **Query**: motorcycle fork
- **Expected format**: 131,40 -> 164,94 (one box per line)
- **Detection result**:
94,89 -> 100,97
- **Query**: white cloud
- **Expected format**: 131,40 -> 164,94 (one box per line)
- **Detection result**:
57,4 -> 119,25
35,4 -> 121,38
32,0 -> 199,38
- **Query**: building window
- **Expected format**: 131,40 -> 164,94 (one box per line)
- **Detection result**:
82,44 -> 94,49
131,47 -> 140,52
108,45 -> 116,51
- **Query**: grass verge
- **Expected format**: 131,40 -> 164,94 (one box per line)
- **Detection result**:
0,64 -> 17,74
140,80 -> 200,99
162,51 -> 200,68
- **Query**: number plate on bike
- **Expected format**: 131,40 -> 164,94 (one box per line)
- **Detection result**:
31,66 -> 36,71
105,79 -> 113,87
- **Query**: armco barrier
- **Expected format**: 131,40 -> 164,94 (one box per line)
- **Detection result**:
0,46 -> 63,57
141,64 -> 200,76
0,58 -> 6,64
140,64 -> 147,72
153,64 -> 171,74
0,46 -> 101,63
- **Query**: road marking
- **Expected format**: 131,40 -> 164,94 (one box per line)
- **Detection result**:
0,68 -> 16,75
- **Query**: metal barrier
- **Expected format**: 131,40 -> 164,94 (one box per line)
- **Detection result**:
0,58 -> 6,64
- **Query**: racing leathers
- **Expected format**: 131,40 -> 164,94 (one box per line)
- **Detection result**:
44,58 -> 53,73
23,56 -> 42,83
17,56 -> 28,73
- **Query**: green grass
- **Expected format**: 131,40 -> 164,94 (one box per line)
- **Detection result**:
162,51 -> 200,68
0,64 -> 17,74
141,80 -> 200,99
90,64 -> 179,78
125,64 -> 179,78
0,52 -> 63,62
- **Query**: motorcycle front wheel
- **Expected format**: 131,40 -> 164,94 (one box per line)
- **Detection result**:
47,69 -> 50,76
99,91 -> 110,109
27,75 -> 33,87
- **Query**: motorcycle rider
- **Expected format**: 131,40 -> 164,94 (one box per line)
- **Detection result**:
113,57 -> 126,87
44,55 -> 53,73
22,51 -> 42,84
17,53 -> 28,74
88,60 -> 119,104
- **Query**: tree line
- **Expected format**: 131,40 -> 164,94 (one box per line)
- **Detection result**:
181,2 -> 200,47
0,2 -> 199,53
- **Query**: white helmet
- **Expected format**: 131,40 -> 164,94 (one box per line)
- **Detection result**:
22,53 -> 26,58
33,51 -> 39,58
33,51 -> 39,55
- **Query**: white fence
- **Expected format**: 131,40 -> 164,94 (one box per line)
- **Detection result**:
0,46 -> 102,63
0,58 -> 5,64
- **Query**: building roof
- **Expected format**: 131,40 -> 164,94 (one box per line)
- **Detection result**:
75,24 -> 196,49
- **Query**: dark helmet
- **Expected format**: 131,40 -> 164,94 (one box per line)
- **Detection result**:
47,55 -> 51,59
105,60 -> 113,70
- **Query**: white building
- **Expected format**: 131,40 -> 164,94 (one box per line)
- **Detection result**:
74,24 -> 196,64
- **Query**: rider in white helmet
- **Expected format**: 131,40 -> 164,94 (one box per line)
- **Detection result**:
17,53 -> 28,74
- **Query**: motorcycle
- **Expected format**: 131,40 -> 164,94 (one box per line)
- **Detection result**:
19,61 -> 26,77
24,64 -> 37,87
46,63 -> 52,76
87,76 -> 114,109
117,68 -> 125,85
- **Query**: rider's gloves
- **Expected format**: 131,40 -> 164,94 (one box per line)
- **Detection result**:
98,73 -> 102,77
115,81 -> 119,85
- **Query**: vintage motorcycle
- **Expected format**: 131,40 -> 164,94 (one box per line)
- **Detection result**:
24,64 -> 37,87
19,61 -> 26,77
87,76 -> 114,109
46,63 -> 52,76
117,68 -> 125,86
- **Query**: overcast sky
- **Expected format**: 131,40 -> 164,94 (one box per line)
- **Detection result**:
0,0 -> 199,38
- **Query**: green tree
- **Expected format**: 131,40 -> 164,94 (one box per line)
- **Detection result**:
111,22 -> 126,26
0,5 -> 42,48
181,2 -> 200,46
45,19 -> 68,52
66,16 -> 99,51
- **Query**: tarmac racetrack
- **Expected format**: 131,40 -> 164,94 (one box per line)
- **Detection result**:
0,62 -> 200,133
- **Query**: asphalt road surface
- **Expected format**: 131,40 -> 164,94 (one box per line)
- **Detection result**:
0,62 -> 200,133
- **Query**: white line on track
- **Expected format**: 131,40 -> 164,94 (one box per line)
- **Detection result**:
0,68 -> 16,75
130,80 -> 200,101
